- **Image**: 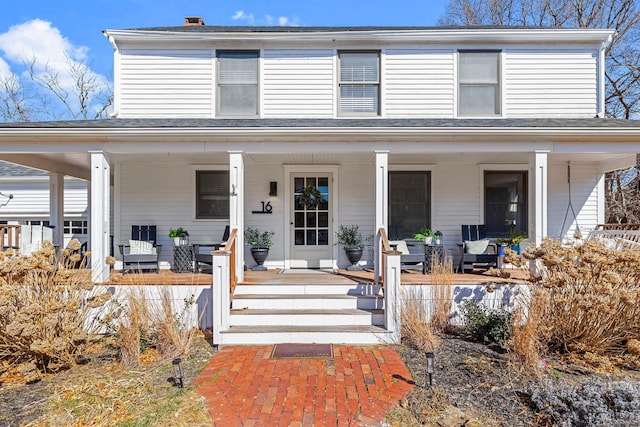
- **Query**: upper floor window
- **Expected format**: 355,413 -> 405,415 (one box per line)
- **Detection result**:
338,51 -> 380,115
196,170 -> 229,219
459,51 -> 501,117
217,51 -> 259,116
484,171 -> 527,238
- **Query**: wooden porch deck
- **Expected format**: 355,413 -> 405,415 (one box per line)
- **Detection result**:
107,267 -> 529,286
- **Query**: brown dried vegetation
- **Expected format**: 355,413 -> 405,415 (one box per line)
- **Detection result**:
513,237 -> 640,370
0,240 -> 110,376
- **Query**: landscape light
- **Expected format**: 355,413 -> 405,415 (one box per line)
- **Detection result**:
425,351 -> 434,386
172,358 -> 184,388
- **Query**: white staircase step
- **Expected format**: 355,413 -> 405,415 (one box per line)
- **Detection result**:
230,308 -> 382,326
233,282 -> 382,296
231,294 -> 383,310
219,325 -> 393,345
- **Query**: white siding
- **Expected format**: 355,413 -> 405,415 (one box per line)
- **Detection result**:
262,49 -> 334,118
118,49 -> 213,118
385,49 -> 455,118
504,50 -> 598,118
547,161 -> 601,240
0,178 -> 87,218
117,162 -> 228,266
336,164 -> 375,268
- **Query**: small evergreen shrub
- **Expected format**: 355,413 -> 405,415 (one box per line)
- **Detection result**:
459,299 -> 512,348
531,378 -> 640,426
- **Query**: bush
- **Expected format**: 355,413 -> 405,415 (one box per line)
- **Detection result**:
0,240 -> 111,373
531,378 -> 640,426
517,237 -> 640,367
459,299 -> 512,348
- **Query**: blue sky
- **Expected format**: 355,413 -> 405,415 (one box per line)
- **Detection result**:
0,0 -> 451,79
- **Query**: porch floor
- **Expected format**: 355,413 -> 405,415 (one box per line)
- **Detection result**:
106,267 -> 529,286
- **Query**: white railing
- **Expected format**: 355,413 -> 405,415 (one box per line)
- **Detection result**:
377,227 -> 402,343
211,228 -> 238,345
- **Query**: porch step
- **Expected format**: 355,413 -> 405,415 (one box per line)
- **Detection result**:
231,294 -> 383,310
230,308 -> 384,326
233,282 -> 381,296
220,325 -> 393,345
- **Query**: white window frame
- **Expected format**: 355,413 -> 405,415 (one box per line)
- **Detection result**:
216,50 -> 260,117
457,50 -> 502,118
337,51 -> 381,116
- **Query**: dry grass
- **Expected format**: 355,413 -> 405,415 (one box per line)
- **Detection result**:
400,286 -> 438,352
429,256 -> 453,333
0,240 -> 111,373
514,237 -> 640,369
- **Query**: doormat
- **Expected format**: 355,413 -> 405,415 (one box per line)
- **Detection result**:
271,343 -> 333,359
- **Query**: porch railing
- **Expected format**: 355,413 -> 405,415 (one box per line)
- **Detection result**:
377,227 -> 402,343
0,225 -> 20,249
211,227 -> 238,345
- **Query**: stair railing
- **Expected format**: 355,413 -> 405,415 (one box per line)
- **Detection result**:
376,227 -> 402,343
211,227 -> 238,345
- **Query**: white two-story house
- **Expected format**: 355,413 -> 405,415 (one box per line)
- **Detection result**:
1,22 -> 639,284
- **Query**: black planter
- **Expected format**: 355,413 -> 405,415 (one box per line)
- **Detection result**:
344,247 -> 363,270
250,247 -> 269,271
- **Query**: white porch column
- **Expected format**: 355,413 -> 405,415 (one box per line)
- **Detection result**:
211,250 -> 231,345
49,172 -> 64,248
383,251 -> 401,344
531,151 -> 548,246
229,151 -> 244,282
90,151 -> 110,283
374,150 -> 389,282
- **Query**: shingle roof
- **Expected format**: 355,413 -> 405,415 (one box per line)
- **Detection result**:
1,118 -> 640,129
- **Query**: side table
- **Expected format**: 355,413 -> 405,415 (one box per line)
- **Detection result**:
424,244 -> 444,273
173,245 -> 193,273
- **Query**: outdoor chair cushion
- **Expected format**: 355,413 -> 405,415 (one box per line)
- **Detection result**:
464,239 -> 490,254
129,240 -> 155,255
389,240 -> 409,254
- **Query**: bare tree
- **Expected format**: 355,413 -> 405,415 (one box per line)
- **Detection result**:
440,0 -> 640,223
0,56 -> 112,123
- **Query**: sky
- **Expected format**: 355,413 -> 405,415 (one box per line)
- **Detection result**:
0,0 -> 451,82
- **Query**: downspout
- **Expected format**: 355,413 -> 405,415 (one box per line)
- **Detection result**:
597,32 -> 614,117
104,33 -> 120,118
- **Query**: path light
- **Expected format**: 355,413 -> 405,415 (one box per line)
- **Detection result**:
425,351 -> 434,386
172,358 -> 184,388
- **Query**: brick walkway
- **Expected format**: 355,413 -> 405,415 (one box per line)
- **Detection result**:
194,345 -> 414,427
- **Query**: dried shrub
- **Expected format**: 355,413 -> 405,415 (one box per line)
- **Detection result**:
518,238 -> 640,367
531,378 -> 640,426
512,289 -> 548,374
400,286 -> 438,352
0,240 -> 110,372
430,256 -> 453,332
111,284 -> 202,368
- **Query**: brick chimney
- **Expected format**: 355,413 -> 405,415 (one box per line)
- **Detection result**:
184,16 -> 205,26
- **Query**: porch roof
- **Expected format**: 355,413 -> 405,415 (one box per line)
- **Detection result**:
2,117 -> 640,130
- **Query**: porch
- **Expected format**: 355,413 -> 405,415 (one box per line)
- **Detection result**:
106,267 -> 529,287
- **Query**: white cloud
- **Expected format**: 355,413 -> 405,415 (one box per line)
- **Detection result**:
0,58 -> 11,79
0,19 -> 110,119
232,10 -> 255,24
231,10 -> 298,26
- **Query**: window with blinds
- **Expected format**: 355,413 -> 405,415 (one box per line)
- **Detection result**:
217,51 -> 259,116
458,51 -> 501,117
338,51 -> 380,115
196,171 -> 230,219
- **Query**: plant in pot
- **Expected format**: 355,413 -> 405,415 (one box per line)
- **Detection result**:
496,228 -> 527,255
335,225 -> 368,271
168,227 -> 189,246
414,227 -> 437,244
246,227 -> 275,271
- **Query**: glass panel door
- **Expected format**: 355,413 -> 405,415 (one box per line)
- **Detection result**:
290,175 -> 332,268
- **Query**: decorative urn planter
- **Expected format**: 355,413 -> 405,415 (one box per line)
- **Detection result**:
344,247 -> 363,271
250,247 -> 269,271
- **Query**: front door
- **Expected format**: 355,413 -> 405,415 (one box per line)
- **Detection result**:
290,175 -> 332,268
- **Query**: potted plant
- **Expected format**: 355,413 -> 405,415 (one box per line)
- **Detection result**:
335,225 -> 368,270
168,227 -> 189,246
496,228 -> 527,255
246,227 -> 275,271
414,227 -> 437,244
